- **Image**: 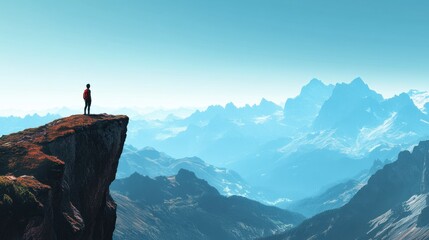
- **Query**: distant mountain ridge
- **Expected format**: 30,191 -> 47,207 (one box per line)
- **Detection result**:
126,98 -> 287,166
0,114 -> 60,136
126,78 -> 429,203
117,145 -> 264,200
245,79 -> 429,199
266,140 -> 429,240
111,169 -> 305,240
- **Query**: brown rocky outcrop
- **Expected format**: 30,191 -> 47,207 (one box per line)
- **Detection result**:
0,114 -> 128,240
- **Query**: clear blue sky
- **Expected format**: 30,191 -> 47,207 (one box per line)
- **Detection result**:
0,0 -> 428,113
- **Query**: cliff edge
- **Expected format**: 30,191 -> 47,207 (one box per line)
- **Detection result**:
0,114 -> 129,240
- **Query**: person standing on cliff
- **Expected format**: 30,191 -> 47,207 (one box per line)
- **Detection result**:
83,84 -> 92,115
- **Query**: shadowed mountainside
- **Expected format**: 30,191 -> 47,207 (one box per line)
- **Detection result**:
117,145 -> 278,204
111,169 -> 305,240
266,140 -> 429,240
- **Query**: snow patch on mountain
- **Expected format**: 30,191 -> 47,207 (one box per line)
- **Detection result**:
254,115 -> 271,124
420,119 -> 429,125
265,198 -> 293,206
368,194 -> 429,239
408,90 -> 429,112
155,126 -> 188,140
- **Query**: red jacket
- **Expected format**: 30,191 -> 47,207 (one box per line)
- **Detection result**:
83,89 -> 91,101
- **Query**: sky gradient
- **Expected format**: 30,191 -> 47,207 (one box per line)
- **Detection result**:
0,0 -> 428,115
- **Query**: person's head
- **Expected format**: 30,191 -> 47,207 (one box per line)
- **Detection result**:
86,84 -> 90,89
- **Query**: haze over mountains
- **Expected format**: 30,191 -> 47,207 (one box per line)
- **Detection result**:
0,114 -> 60,136
3,78 -> 429,239
4,78 -> 429,204
117,146 -> 263,200
125,78 -> 429,202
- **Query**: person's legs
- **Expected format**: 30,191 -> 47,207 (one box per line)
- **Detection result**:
84,101 -> 88,115
88,100 -> 91,115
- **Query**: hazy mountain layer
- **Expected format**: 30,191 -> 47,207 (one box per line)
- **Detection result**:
125,78 -> 429,202
0,114 -> 60,136
117,145 -> 269,201
283,160 -> 386,217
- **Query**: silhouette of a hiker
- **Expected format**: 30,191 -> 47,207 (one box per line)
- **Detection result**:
83,84 -> 92,115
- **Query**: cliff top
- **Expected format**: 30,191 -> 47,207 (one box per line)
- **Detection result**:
0,114 -> 128,187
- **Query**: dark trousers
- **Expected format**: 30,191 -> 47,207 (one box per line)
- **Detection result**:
84,100 -> 91,115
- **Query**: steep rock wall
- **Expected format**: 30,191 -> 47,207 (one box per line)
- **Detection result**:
0,114 -> 128,240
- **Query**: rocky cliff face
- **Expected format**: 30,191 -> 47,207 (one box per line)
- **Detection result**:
0,114 -> 128,240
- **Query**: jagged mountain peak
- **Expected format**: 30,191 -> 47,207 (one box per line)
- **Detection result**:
305,78 -> 330,89
174,168 -> 220,196
129,171 -> 144,179
283,78 -> 334,130
350,76 -> 365,85
138,146 -> 164,159
176,168 -> 198,180
225,102 -> 237,110
312,78 -> 384,133
308,78 -> 324,84
385,92 -> 416,110
259,97 -> 275,107
299,78 -> 334,95
333,78 -> 383,101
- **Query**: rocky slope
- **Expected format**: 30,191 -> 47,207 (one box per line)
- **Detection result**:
0,114 -> 128,240
111,169 -> 305,240
266,140 -> 429,240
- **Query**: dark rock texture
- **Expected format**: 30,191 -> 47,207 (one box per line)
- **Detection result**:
0,114 -> 128,240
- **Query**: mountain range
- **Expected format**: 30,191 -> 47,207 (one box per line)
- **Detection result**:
111,169 -> 305,240
117,146 -> 271,201
3,78 -> 429,240
0,114 -> 60,137
266,140 -> 429,240
125,78 -> 429,202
